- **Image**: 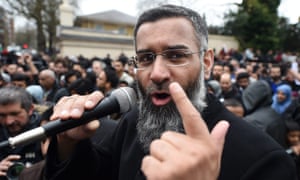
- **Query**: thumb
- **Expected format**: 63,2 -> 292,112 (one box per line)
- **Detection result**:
83,119 -> 100,133
210,120 -> 230,152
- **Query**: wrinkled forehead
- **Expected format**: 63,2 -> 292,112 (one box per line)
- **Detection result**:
135,17 -> 198,50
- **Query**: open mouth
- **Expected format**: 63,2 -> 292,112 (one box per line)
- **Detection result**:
151,92 -> 171,106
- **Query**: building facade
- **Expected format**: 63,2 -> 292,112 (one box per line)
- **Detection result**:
58,1 -> 239,60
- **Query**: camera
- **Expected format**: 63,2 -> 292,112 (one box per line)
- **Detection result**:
6,162 -> 25,180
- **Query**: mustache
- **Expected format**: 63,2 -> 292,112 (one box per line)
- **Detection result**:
146,83 -> 170,93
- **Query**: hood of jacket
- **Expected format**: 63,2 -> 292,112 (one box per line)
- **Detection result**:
242,80 -> 273,114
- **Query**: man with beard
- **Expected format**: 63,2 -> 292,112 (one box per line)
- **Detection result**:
268,64 -> 287,94
0,86 -> 43,179
44,5 -> 297,180
210,61 -> 224,82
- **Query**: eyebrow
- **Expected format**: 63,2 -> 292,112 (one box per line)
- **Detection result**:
136,45 -> 190,53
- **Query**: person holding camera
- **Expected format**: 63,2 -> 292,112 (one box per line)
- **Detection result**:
0,86 -> 43,180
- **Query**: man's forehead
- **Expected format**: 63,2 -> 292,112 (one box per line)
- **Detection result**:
136,18 -> 197,50
0,102 -> 22,108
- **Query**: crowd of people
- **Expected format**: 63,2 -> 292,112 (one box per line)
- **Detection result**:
0,4 -> 299,180
207,43 -> 300,178
0,50 -> 136,179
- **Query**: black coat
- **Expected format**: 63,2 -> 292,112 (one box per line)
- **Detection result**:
45,94 -> 297,180
0,112 -> 44,180
0,112 -> 43,164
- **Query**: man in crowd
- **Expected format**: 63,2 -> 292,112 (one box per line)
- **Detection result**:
38,69 -> 60,104
113,58 -> 134,87
0,86 -> 43,179
268,64 -> 286,94
219,72 -> 242,102
96,67 -> 119,95
44,4 -> 297,180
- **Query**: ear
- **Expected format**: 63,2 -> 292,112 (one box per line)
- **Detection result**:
105,82 -> 111,91
28,104 -> 35,116
203,49 -> 214,79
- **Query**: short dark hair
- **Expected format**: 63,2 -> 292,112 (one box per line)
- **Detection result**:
11,73 -> 31,86
285,120 -> 300,132
223,98 -> 243,107
103,67 -> 119,89
134,4 -> 208,51
0,86 -> 33,111
68,78 -> 94,95
64,70 -> 82,84
236,72 -> 249,81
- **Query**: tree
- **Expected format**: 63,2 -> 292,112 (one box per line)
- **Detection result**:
6,0 -> 47,52
278,17 -> 300,52
15,23 -> 37,49
44,0 -> 60,55
223,0 -> 280,52
0,7 -> 9,49
5,0 -> 78,54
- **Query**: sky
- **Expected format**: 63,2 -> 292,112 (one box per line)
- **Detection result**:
12,0 -> 300,29
78,0 -> 300,26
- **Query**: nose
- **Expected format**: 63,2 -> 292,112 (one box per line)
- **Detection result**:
2,115 -> 15,125
149,56 -> 170,84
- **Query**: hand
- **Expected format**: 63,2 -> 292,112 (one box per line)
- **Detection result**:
50,91 -> 104,160
23,53 -> 33,64
141,82 -> 230,180
0,155 -> 21,177
291,144 -> 300,156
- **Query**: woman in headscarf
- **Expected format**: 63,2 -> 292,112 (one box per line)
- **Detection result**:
272,84 -> 293,115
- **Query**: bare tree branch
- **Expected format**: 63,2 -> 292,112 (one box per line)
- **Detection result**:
4,0 -> 78,53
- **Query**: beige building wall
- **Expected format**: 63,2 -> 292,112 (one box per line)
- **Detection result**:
57,26 -> 135,59
57,26 -> 239,60
208,35 -> 239,53
59,39 -> 135,59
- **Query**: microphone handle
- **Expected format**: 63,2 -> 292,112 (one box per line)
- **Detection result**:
44,97 -> 119,136
0,140 -> 9,149
7,97 -> 120,148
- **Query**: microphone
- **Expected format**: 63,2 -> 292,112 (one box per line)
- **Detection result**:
0,87 -> 137,149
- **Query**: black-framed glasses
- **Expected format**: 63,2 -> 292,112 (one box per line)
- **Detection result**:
131,49 -> 205,70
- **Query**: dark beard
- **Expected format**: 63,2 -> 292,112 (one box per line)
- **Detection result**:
136,68 -> 207,153
272,76 -> 281,82
98,86 -> 106,94
136,95 -> 184,153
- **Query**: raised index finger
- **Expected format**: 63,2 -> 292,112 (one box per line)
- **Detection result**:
169,82 -> 210,139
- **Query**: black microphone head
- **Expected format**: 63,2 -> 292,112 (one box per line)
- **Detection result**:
111,87 -> 137,113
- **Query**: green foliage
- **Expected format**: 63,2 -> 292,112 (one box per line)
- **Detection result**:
224,0 -> 281,52
279,18 -> 300,52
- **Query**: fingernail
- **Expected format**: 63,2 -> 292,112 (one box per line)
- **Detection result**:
170,82 -> 181,92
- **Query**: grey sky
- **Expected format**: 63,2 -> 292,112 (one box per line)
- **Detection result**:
13,0 -> 300,29
78,0 -> 300,26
